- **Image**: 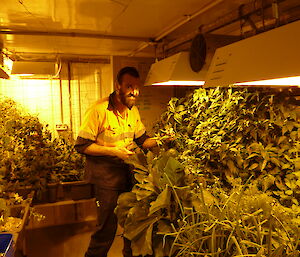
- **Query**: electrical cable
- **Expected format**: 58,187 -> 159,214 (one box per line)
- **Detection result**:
17,0 -> 48,29
105,0 -> 132,33
52,57 -> 62,78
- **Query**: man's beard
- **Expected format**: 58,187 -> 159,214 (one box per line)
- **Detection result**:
119,91 -> 136,110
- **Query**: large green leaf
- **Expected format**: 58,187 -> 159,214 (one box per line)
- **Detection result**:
131,222 -> 155,256
132,186 -> 154,201
115,192 -> 138,226
124,215 -> 160,240
162,157 -> 184,186
149,186 -> 171,216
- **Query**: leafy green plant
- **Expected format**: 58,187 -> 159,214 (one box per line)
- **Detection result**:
0,97 -> 85,189
117,151 -> 300,257
168,180 -> 299,257
116,87 -> 300,256
155,87 -> 300,210
115,150 -> 190,256
0,186 -> 28,232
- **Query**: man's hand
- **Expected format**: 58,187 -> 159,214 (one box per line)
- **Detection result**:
163,133 -> 175,142
83,143 -> 134,159
113,147 -> 134,160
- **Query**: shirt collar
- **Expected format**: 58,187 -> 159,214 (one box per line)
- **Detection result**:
107,91 -> 116,111
107,91 -> 128,118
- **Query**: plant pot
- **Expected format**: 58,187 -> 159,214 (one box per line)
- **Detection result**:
58,181 -> 94,201
0,233 -> 13,257
16,181 -> 93,204
33,183 -> 59,204
0,194 -> 32,257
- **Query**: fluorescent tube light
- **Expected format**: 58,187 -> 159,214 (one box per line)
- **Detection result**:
235,76 -> 300,86
152,80 -> 205,86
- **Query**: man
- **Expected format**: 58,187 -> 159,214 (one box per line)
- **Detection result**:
75,66 -> 157,257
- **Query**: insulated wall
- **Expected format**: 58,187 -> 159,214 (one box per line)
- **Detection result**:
0,62 -> 113,138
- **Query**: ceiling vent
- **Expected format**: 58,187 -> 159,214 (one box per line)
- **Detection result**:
205,20 -> 300,87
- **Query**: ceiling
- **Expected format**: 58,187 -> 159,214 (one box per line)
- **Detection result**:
0,0 -> 300,61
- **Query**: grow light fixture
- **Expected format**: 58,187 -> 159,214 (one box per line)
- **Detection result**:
144,52 -> 206,86
11,61 -> 58,78
205,20 -> 300,87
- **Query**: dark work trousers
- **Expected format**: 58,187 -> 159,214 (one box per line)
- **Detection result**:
85,187 -> 133,257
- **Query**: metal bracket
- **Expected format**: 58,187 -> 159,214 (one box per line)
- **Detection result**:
239,4 -> 258,36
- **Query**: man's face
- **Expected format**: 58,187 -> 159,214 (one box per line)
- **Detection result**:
117,73 -> 141,109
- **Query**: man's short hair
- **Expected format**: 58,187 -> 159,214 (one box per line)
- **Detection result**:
116,66 -> 140,84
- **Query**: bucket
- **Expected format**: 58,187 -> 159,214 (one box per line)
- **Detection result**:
0,233 -> 13,257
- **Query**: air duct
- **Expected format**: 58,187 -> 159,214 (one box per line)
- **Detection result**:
205,20 -> 300,87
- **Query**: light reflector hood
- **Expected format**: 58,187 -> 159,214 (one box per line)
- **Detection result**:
11,61 -> 57,77
205,20 -> 300,87
144,52 -> 205,86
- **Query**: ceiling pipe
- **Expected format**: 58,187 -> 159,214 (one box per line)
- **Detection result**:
155,0 -> 225,42
10,52 -> 111,62
0,27 -> 150,42
163,0 -> 294,56
129,0 -> 225,56
204,0 -> 287,34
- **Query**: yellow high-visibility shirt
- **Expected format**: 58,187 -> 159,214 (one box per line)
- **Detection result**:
78,94 -> 146,149
75,92 -> 148,190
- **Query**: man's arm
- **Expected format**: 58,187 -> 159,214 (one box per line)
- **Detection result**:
134,132 -> 173,150
84,143 -> 134,160
134,132 -> 158,150
75,136 -> 133,160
